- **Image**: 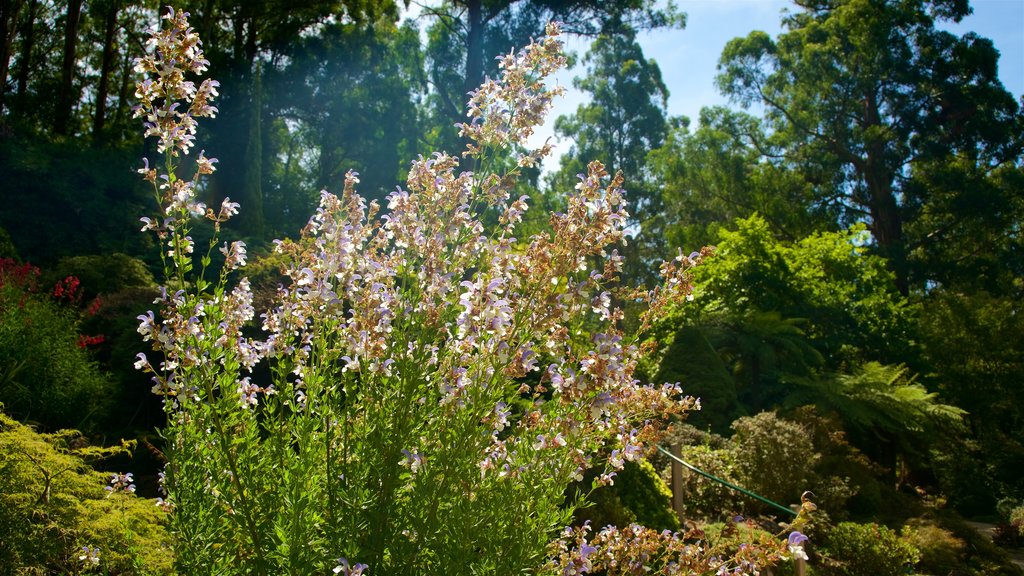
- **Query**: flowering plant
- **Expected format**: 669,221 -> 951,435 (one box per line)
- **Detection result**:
134,9 -> 807,575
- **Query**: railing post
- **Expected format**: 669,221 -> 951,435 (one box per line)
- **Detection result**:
671,443 -> 683,521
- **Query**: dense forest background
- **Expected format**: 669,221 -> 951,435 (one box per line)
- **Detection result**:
0,0 -> 1023,573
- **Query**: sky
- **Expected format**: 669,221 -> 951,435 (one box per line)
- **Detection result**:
538,0 -> 1024,171
403,0 -> 1024,173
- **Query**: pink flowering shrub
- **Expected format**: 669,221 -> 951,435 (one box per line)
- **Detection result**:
134,10 -> 807,575
0,259 -> 113,431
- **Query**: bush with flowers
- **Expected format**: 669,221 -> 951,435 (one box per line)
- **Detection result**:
0,409 -> 173,574
132,9 -> 811,574
0,258 -> 115,432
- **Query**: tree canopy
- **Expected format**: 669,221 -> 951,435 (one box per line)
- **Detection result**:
716,0 -> 1023,293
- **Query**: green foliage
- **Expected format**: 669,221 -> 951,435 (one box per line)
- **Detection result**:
1012,506 -> 1024,539
651,107 -> 836,253
575,459 -> 681,532
653,427 -> 741,519
653,216 -> 965,484
705,310 -> 823,414
901,519 -> 965,576
919,290 -> 1024,509
655,326 -> 738,432
0,262 -> 116,432
0,409 -> 173,575
786,363 -> 965,469
0,140 -> 153,268
657,411 -> 884,521
716,0 -> 1023,292
729,412 -> 820,511
906,161 -> 1024,296
785,407 -> 879,518
48,253 -> 155,300
691,216 -> 914,369
616,459 -> 680,531
821,522 -> 919,576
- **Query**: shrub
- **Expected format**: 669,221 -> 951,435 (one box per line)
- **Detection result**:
132,10 -> 808,575
901,519 -> 965,575
822,522 -> 919,576
574,458 -> 680,532
677,443 -> 746,518
617,458 -> 682,531
0,409 -> 173,574
0,259 -> 115,432
730,412 -> 820,510
657,412 -> 859,520
993,502 -> 1024,547
47,253 -> 155,301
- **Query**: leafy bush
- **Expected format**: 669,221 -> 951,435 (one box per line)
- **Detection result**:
786,407 -> 876,517
993,501 -> 1024,547
656,412 -> 859,520
47,253 -> 155,301
576,458 -> 680,532
131,10 -> 807,575
730,411 -> 820,509
0,259 -> 115,432
0,409 -> 173,574
617,458 -> 682,531
901,519 -> 964,575
674,443 -> 744,518
821,522 -> 919,576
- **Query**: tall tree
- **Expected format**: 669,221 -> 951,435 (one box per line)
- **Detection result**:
90,0 -> 120,142
716,0 -> 1023,294
422,0 -> 683,153
651,106 -> 838,253
53,0 -> 82,135
260,12 -> 422,236
0,0 -> 26,116
547,25 -> 672,284
174,0 -> 400,239
13,0 -> 36,101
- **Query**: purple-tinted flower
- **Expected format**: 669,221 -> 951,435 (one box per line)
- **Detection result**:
400,449 -> 424,473
788,531 -> 810,561
105,472 -> 136,497
333,558 -> 368,575
78,545 -> 100,566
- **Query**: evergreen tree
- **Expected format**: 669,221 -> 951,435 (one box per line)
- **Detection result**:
716,0 -> 1023,293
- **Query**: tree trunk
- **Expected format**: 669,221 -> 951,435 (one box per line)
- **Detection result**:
92,0 -> 120,142
197,0 -> 216,53
54,0 -> 83,135
462,0 -> 483,105
112,41 -> 132,134
866,172 -> 908,295
14,0 -> 34,99
238,65 -> 264,238
862,91 -> 909,295
0,0 -> 24,117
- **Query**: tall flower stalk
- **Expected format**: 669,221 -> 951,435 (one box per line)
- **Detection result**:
134,10 -> 806,575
